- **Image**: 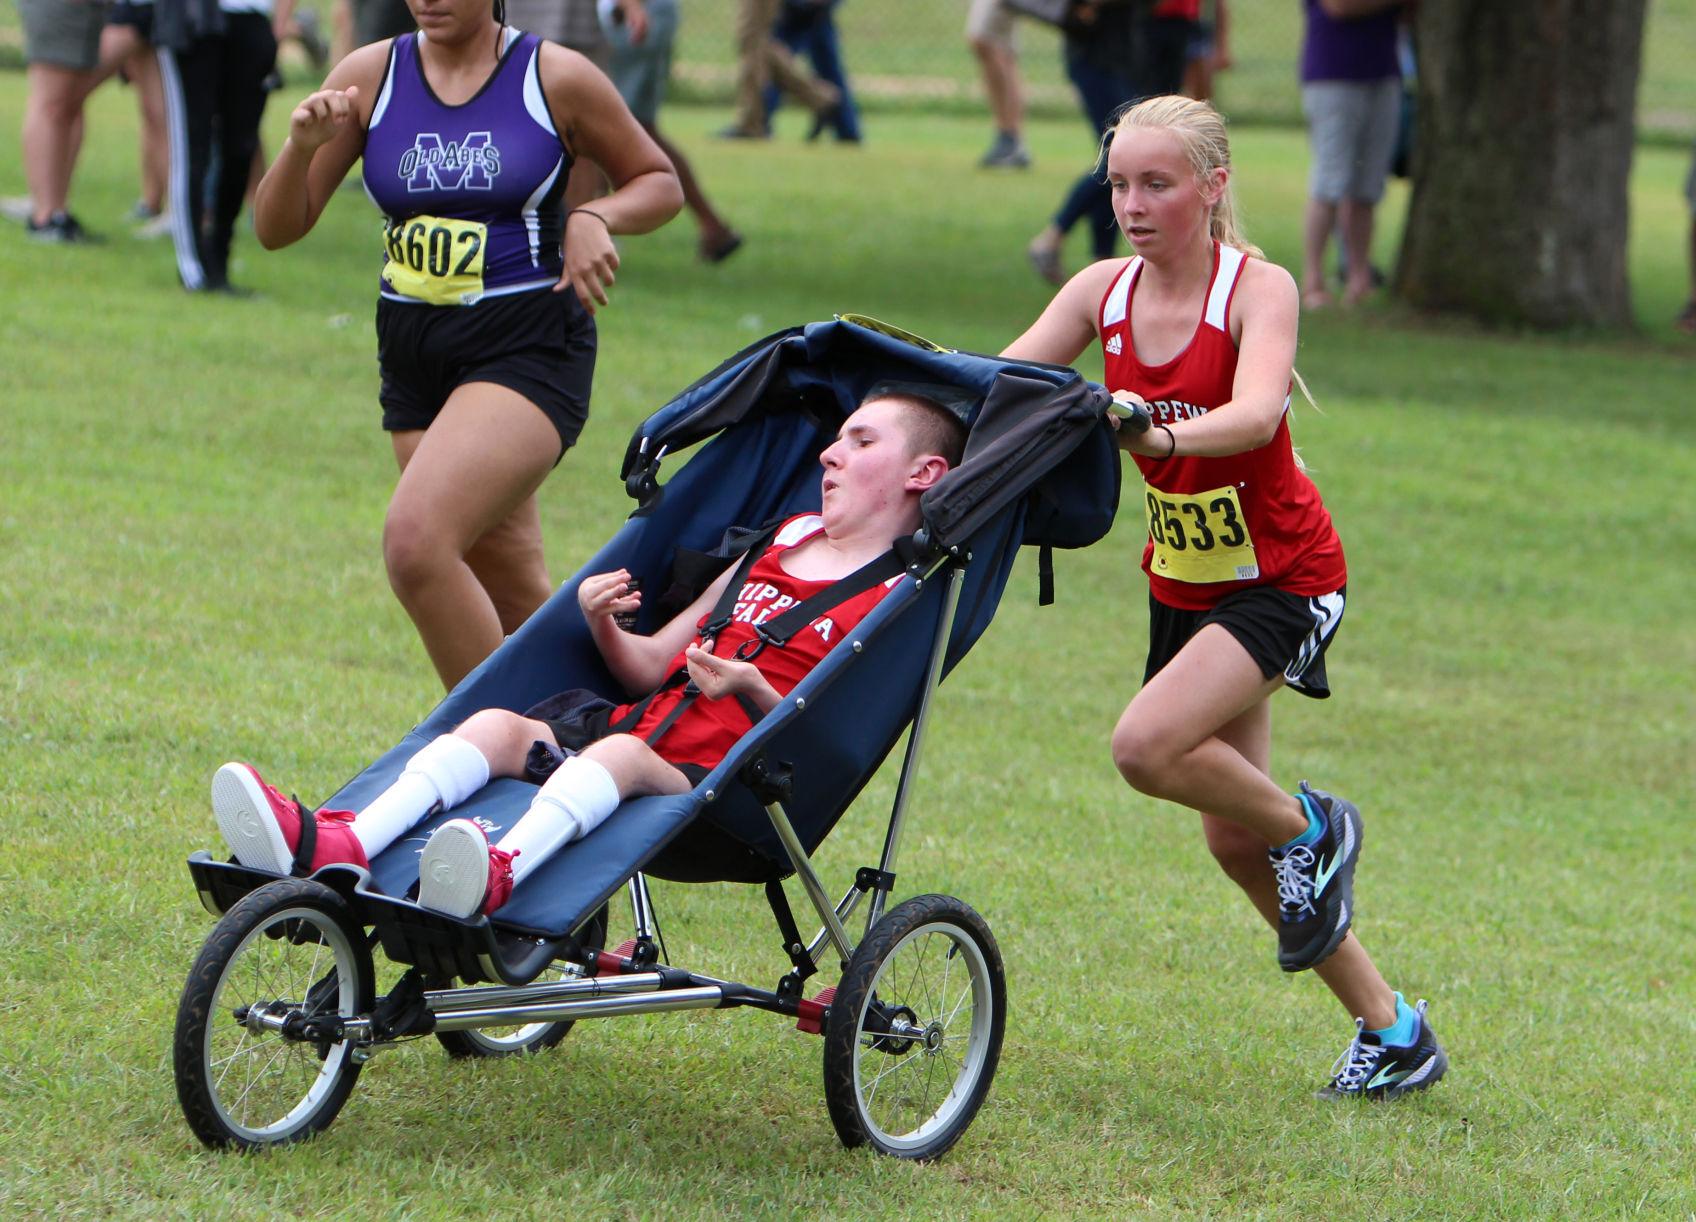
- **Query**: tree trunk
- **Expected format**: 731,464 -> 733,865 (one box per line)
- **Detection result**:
1394,0 -> 1649,329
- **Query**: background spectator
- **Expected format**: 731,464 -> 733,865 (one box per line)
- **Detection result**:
1025,0 -> 1193,284
968,0 -> 1028,167
1180,0 -> 1228,102
18,0 -> 112,241
102,0 -> 173,236
155,0 -> 293,292
764,0 -> 860,143
722,0 -> 838,139
1298,0 -> 1404,309
601,0 -> 744,260
350,0 -> 412,49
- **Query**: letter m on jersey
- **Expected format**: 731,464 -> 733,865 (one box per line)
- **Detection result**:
400,132 -> 500,193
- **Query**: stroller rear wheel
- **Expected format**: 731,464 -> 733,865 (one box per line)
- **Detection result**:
435,903 -> 610,1058
174,878 -> 375,1149
822,894 -> 1005,1160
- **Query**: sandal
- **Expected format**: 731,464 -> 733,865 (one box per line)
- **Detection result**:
699,230 -> 744,264
1026,241 -> 1064,286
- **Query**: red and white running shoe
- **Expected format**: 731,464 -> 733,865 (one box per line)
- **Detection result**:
417,819 -> 516,918
211,762 -> 369,874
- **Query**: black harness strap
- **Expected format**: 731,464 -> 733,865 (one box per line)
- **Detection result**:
1037,542 -> 1055,607
289,794 -> 317,876
605,524 -> 781,741
737,546 -> 906,652
610,528 -> 909,752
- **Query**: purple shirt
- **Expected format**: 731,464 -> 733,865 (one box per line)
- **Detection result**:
1300,0 -> 1402,84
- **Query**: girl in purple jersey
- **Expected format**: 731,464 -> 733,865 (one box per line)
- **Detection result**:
253,0 -> 681,690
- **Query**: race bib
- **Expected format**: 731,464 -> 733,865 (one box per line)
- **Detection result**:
1145,484 -> 1260,583
381,215 -> 487,305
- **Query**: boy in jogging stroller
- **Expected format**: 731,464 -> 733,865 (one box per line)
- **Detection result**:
174,317 -> 1121,1160
210,390 -> 966,918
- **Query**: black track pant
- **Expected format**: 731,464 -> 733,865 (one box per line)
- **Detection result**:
159,11 -> 276,289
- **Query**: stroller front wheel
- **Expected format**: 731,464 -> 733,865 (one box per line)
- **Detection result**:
173,878 -> 375,1149
822,894 -> 1006,1160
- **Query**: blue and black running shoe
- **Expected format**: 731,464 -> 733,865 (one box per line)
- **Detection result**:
1317,999 -> 1449,1100
1269,781 -> 1362,973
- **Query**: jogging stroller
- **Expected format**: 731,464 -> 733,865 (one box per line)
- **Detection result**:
173,317 -> 1120,1160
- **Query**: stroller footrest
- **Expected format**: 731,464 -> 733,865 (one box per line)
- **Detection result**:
796,986 -> 836,1035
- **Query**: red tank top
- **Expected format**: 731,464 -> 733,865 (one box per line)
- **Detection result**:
614,515 -> 899,769
1151,0 -> 1201,19
1099,244 -> 1347,610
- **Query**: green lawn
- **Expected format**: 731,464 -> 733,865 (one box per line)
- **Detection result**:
6,0 -> 1696,135
2,75 -> 1695,1218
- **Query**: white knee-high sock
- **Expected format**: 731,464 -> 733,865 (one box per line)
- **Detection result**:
498,756 -> 620,886
351,735 -> 492,858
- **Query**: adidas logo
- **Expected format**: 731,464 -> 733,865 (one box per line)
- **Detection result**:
1104,333 -> 1123,355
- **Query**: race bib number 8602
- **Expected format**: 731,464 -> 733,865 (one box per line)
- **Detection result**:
381,214 -> 487,305
1145,484 -> 1260,583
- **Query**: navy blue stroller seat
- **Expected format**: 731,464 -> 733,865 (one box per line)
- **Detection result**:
264,317 -> 1113,935
177,317 -> 1119,1159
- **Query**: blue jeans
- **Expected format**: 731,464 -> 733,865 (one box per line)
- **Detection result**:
1053,52 -> 1134,259
763,1 -> 861,141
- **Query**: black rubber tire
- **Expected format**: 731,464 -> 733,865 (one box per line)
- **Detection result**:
434,902 -> 610,1059
822,894 -> 1006,1160
174,878 -> 374,1149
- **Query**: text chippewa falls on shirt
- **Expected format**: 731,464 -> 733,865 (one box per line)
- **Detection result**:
614,515 -> 901,769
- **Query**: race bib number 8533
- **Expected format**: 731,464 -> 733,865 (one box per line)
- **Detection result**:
1145,484 -> 1260,583
381,214 -> 487,305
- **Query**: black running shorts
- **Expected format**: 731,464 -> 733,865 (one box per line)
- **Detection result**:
376,287 -> 595,460
524,688 -> 711,787
107,0 -> 155,37
1145,585 -> 1346,700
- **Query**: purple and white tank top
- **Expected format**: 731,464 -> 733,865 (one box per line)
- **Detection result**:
364,29 -> 570,305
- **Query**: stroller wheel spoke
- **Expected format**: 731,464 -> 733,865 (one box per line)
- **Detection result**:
824,895 -> 1006,1160
175,880 -> 373,1149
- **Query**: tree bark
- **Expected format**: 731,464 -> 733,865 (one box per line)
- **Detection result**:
1394,0 -> 1649,328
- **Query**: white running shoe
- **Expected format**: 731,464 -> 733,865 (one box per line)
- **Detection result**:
417,819 -> 515,918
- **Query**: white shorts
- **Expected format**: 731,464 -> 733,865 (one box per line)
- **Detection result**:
1302,77 -> 1402,205
965,0 -> 1016,50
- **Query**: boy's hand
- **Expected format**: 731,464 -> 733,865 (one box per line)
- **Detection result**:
579,569 -> 640,626
684,646 -> 774,709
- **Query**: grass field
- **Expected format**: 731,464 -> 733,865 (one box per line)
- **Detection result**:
3,71 -> 1696,1218
5,0 -> 1696,134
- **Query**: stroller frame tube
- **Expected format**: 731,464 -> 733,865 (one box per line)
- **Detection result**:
804,882 -> 869,962
763,796 -> 856,963
867,559 -> 965,932
778,558 -> 967,966
426,971 -> 668,1013
629,873 -> 659,944
421,968 -> 808,1032
430,985 -> 729,1031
